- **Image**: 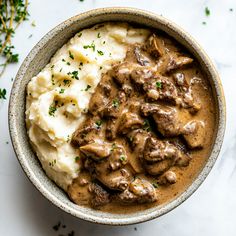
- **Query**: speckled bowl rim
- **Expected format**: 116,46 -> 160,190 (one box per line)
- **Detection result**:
9,7 -> 226,225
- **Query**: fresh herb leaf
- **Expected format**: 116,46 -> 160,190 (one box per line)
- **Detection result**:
85,84 -> 91,91
152,183 -> 159,188
95,120 -> 103,129
49,105 -> 57,116
143,119 -> 151,131
59,88 -> 65,94
120,154 -> 126,162
83,42 -> 96,51
97,32 -> 101,38
112,98 -> 119,108
97,50 -> 104,56
0,88 -> 7,99
68,71 -> 79,80
205,7 -> 210,16
69,50 -> 74,60
156,81 -> 162,89
63,79 -> 71,86
78,32 -> 82,37
75,156 -> 80,162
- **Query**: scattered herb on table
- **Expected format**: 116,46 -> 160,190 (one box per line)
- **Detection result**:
205,7 -> 210,16
0,0 -> 29,78
0,88 -> 7,99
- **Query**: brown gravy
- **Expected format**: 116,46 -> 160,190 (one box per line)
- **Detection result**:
68,31 -> 216,213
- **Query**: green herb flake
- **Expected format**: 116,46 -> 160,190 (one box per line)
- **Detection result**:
97,32 -> 101,38
49,105 -> 57,116
63,79 -> 71,86
97,50 -> 104,56
78,32 -> 82,37
112,98 -> 119,108
66,62 -> 71,66
68,71 -> 79,80
75,156 -> 80,162
95,120 -> 103,129
85,84 -> 91,91
120,154 -> 126,162
59,88 -> 65,94
152,183 -> 159,188
202,21 -> 207,25
0,88 -> 7,99
111,143 -> 117,151
69,50 -> 74,60
205,7 -> 210,16
156,81 -> 162,89
83,42 -> 96,51
143,119 -> 151,132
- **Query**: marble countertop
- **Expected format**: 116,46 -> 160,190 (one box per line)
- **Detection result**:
0,0 -> 235,235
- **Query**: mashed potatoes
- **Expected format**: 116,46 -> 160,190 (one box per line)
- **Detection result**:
26,23 -> 150,190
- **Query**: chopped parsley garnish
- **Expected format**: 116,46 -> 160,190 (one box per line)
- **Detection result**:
83,42 -> 96,51
205,7 -> 210,16
112,98 -> 119,108
59,88 -> 65,94
51,64 -> 55,69
69,50 -> 74,60
152,183 -> 159,188
111,143 -> 117,151
78,32 -> 82,37
97,50 -> 104,56
0,88 -> 7,99
143,119 -> 151,131
75,156 -> 80,162
120,155 -> 126,162
63,79 -> 71,86
85,84 -> 91,91
156,81 -> 162,89
68,70 -> 79,80
99,66 -> 103,70
49,159 -> 56,167
62,58 -> 66,62
202,21 -> 207,25
95,120 -> 103,129
66,62 -> 71,65
97,32 -> 101,38
49,105 -> 57,116
103,41 -> 106,44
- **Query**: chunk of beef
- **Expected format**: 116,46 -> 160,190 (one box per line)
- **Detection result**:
108,145 -> 128,171
111,63 -> 132,86
145,34 -> 166,58
166,53 -> 193,73
158,171 -> 177,185
96,168 -> 130,191
105,119 -> 119,140
143,76 -> 178,104
143,137 -> 179,162
182,120 -> 205,149
115,178 -> 158,204
71,117 -> 100,147
88,183 -> 110,208
134,46 -> 150,66
118,112 -> 144,134
144,159 -> 175,176
153,107 -> 181,137
89,92 -> 108,116
141,104 -> 181,137
79,142 -> 111,161
130,67 -> 154,87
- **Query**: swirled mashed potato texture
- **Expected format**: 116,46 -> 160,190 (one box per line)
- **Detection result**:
26,23 -> 150,190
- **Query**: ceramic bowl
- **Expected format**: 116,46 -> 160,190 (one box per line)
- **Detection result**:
9,7 -> 226,225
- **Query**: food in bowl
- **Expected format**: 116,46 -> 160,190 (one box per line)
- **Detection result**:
26,22 -> 216,212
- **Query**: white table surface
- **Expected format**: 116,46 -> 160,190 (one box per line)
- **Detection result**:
1,0 -> 236,235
